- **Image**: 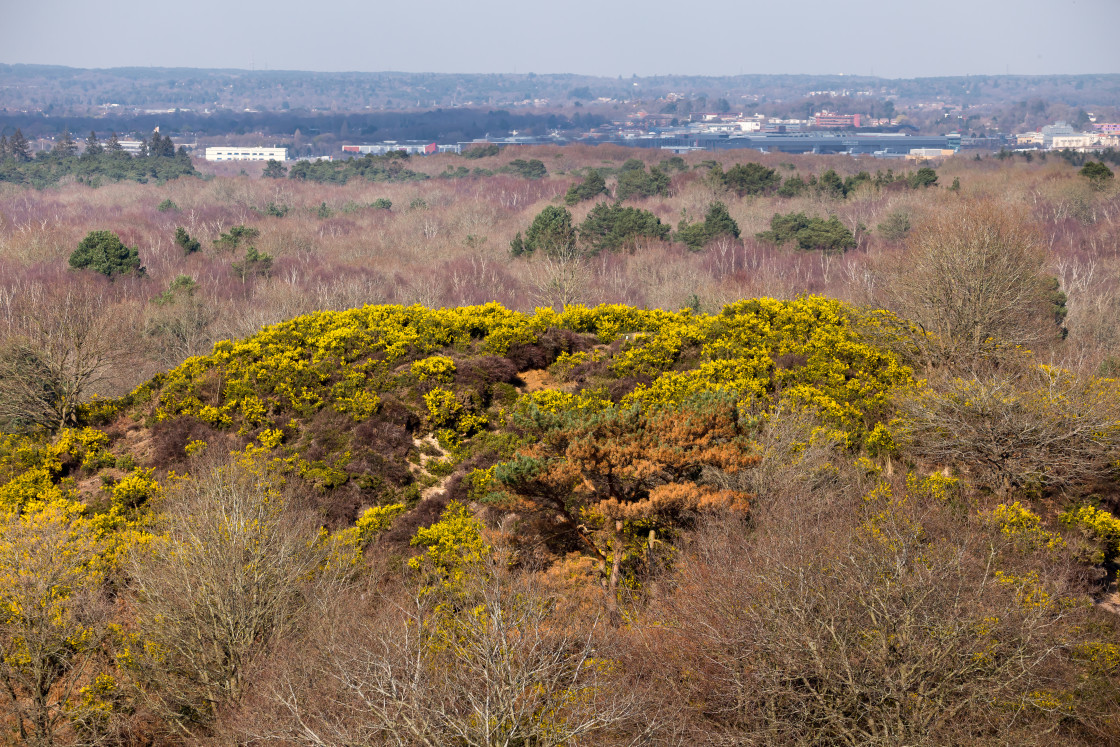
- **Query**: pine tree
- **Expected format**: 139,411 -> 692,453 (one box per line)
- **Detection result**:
174,227 -> 201,255
69,231 -> 144,277
149,132 -> 174,158
106,132 -> 123,153
53,129 -> 77,158
8,129 -> 31,162
84,130 -> 103,156
0,134 -> 8,161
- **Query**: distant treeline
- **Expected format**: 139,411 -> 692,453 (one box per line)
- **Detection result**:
0,109 -> 608,146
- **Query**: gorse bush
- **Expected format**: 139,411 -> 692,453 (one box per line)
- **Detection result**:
121,298 -> 913,513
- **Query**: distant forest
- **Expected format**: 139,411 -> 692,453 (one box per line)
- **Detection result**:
2,64 -> 1119,114
0,108 -> 607,144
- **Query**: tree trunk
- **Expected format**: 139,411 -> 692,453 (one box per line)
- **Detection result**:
607,521 -> 623,626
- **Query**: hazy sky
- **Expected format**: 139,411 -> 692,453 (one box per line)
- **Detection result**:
3,0 -> 1117,78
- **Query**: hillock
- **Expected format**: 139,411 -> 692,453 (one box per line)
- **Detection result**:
73,297 -> 908,526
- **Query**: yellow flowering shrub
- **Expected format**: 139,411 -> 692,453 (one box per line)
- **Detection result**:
54,428 -> 114,471
411,355 -> 457,383
581,297 -> 915,447
1059,504 -> 1120,563
424,387 -> 464,428
549,350 -> 592,376
409,501 -> 491,593
324,503 -> 407,571
424,387 -> 487,447
258,428 -> 284,449
1073,642 -> 1120,673
329,374 -> 381,420
994,570 -> 1053,610
355,503 -> 407,537
77,394 -> 122,425
986,502 -> 1065,552
519,388 -> 612,416
905,471 -> 960,503
148,303 -> 540,432
184,439 -> 208,457
73,672 -> 120,727
111,469 -> 161,509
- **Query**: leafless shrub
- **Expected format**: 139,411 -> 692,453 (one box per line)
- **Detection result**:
896,364 -> 1120,495
527,253 -> 590,310
126,453 -> 337,739
652,482 -> 1119,745
705,404 -> 871,517
235,559 -> 643,746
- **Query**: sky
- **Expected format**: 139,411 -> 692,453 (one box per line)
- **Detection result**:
3,0 -> 1118,79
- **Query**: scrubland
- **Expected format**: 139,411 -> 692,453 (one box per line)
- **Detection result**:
0,146 -> 1119,745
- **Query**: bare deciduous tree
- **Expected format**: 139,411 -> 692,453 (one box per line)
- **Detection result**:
526,254 -> 590,310
876,200 -> 1056,371
896,364 -> 1120,494
0,281 -> 132,432
126,454 -> 332,739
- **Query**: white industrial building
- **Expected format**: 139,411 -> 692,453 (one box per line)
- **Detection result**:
204,146 -> 288,162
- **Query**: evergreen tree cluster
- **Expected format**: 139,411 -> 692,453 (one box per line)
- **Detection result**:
0,129 -> 197,188
564,170 -> 609,205
68,230 -> 145,277
511,202 -> 671,258
288,152 -> 428,184
613,159 -> 671,201
502,158 -> 548,180
703,163 -> 938,200
757,212 -> 858,253
675,202 -> 741,249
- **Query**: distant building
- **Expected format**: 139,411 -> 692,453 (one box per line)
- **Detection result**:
908,148 -> 956,160
1092,123 -> 1120,134
336,142 -> 459,155
204,146 -> 288,162
1049,134 -> 1117,151
763,122 -> 804,134
1016,132 -> 1044,146
811,111 -> 861,129
1050,135 -> 1095,150
341,142 -> 459,155
1041,122 -> 1077,148
117,140 -> 145,155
